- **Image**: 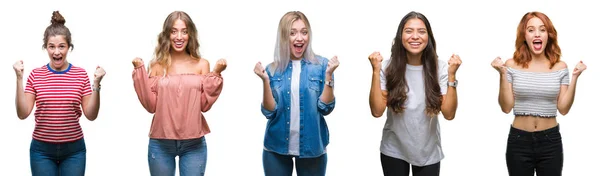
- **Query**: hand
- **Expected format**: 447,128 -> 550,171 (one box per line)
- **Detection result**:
132,57 -> 144,68
213,58 -> 227,74
254,62 -> 269,81
326,56 -> 339,74
572,60 -> 587,77
368,52 -> 383,71
94,66 -> 106,83
491,56 -> 507,74
13,60 -> 24,79
448,54 -> 462,75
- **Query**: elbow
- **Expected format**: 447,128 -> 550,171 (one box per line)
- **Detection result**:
443,115 -> 455,121
17,110 -> 30,120
501,108 -> 511,114
558,108 -> 569,116
370,109 -> 384,118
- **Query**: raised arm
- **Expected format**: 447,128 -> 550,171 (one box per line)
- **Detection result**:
492,57 -> 515,114
200,59 -> 225,112
368,52 -> 387,118
440,54 -> 462,120
557,61 -> 586,115
81,66 -> 106,121
132,58 -> 159,113
254,62 -> 277,119
14,60 -> 36,120
318,56 -> 339,116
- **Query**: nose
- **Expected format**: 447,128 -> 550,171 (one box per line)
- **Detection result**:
52,48 -> 61,55
534,30 -> 541,37
410,32 -> 419,40
176,31 -> 183,40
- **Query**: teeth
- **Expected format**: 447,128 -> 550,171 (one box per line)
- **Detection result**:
409,42 -> 421,45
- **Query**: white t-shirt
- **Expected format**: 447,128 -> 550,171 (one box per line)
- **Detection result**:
288,60 -> 302,155
379,59 -> 449,166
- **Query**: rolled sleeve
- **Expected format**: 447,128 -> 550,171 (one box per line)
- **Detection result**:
261,103 -> 277,119
317,97 -> 335,116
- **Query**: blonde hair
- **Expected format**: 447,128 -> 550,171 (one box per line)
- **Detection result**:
150,11 -> 201,70
270,11 -> 318,73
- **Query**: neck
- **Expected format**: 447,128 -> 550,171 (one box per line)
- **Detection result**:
50,62 -> 69,71
406,53 -> 422,66
530,53 -> 548,64
170,51 -> 190,61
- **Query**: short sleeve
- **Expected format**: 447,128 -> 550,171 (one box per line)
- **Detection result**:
81,71 -> 92,97
438,59 -> 448,95
380,60 -> 389,90
560,68 -> 570,85
24,71 -> 36,95
506,68 -> 514,83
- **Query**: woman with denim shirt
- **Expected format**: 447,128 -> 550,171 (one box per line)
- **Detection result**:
368,11 -> 461,176
132,11 -> 227,176
253,11 -> 339,176
491,11 -> 587,176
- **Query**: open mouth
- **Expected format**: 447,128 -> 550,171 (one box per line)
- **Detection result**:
293,43 -> 304,53
174,41 -> 185,49
52,56 -> 64,65
532,39 -> 543,50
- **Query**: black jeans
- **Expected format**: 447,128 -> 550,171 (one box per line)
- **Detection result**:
380,153 -> 440,176
506,125 -> 563,176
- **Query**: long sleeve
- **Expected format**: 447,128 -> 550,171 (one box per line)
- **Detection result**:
132,65 -> 159,113
200,72 -> 224,112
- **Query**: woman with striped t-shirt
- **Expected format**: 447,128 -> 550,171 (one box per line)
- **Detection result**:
12,11 -> 106,176
491,11 -> 587,176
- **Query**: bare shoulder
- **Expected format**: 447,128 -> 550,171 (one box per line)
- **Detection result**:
505,58 -> 516,67
552,61 -> 568,71
197,58 -> 210,74
149,61 -> 164,77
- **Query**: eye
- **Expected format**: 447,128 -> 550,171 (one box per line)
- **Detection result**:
183,31 -> 188,35
418,30 -> 426,35
59,46 -> 65,49
171,31 -> 177,34
540,28 -> 546,32
302,31 -> 308,35
48,46 -> 55,49
527,29 -> 533,32
290,31 -> 296,36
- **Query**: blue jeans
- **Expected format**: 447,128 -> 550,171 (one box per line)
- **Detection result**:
30,138 -> 86,176
148,137 -> 207,176
262,150 -> 327,176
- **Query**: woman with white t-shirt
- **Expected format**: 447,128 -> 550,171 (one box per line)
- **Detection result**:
368,11 -> 461,176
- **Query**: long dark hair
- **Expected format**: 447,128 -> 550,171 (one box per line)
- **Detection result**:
386,11 -> 441,117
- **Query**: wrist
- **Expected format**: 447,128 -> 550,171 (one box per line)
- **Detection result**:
448,74 -> 456,82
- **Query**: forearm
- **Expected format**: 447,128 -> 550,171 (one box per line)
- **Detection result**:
498,73 -> 513,113
84,83 -> 101,120
319,73 -> 334,103
441,75 -> 457,120
369,70 -> 386,117
558,77 -> 578,115
15,79 -> 30,119
262,79 -> 276,111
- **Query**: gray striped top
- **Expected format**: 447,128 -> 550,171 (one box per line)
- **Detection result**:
507,67 -> 570,118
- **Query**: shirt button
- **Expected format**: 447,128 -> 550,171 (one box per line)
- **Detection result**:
287,91 -> 290,94
288,77 -> 291,80
286,138 -> 289,140
287,107 -> 290,110
287,122 -> 290,124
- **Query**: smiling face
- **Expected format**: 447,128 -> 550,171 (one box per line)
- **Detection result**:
46,35 -> 69,70
289,19 -> 308,60
170,19 -> 189,53
401,18 -> 429,58
525,17 -> 548,56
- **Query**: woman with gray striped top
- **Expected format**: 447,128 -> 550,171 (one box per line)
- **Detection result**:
491,11 -> 587,176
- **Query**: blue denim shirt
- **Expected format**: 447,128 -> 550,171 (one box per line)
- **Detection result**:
261,56 -> 336,158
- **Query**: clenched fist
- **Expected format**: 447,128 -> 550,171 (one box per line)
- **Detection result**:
448,54 -> 462,75
254,62 -> 268,81
94,66 -> 106,83
13,60 -> 24,79
132,57 -> 144,68
368,52 -> 383,71
491,57 -> 507,74
213,59 -> 227,74
326,56 -> 339,75
572,60 -> 587,77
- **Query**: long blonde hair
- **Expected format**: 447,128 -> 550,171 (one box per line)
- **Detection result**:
150,11 -> 201,70
270,11 -> 318,73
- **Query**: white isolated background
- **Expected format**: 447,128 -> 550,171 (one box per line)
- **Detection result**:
0,0 -> 597,175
